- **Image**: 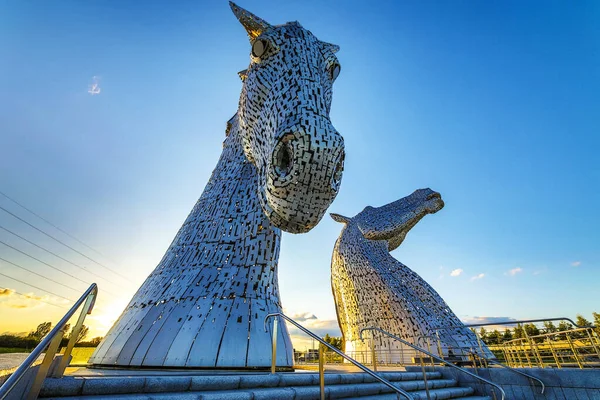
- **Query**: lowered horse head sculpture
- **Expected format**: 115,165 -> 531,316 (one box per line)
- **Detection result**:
331,189 -> 494,361
333,188 -> 444,251
89,3 -> 344,369
232,2 -> 345,233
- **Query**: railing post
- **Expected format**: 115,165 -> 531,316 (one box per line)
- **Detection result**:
370,334 -> 377,372
585,328 -> 600,361
523,329 -> 543,367
418,355 -> 431,400
26,328 -> 65,400
546,338 -> 561,368
271,316 -> 278,374
566,334 -> 583,369
319,343 -> 325,400
53,291 -> 96,378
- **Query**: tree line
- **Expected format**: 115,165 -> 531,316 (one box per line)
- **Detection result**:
0,321 -> 103,350
477,313 -> 600,345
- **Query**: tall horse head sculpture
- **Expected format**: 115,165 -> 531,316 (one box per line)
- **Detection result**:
331,189 -> 494,362
232,2 -> 345,233
90,3 -> 344,369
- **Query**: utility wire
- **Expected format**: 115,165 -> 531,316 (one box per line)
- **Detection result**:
0,223 -> 127,289
0,204 -> 129,281
0,239 -> 119,297
0,239 -> 90,285
0,286 -> 68,309
0,190 -> 123,268
0,272 -> 74,303
0,255 -> 83,294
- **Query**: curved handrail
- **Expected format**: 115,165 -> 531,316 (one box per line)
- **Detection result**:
265,313 -> 413,400
465,349 -> 544,394
439,317 -> 595,330
360,327 -> 506,400
0,283 -> 98,400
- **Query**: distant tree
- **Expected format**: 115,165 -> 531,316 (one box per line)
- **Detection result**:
485,330 -> 501,345
576,315 -> 592,327
524,323 -> 540,337
502,329 -> 513,342
479,327 -> 487,342
76,325 -> 89,344
513,324 -> 524,340
90,336 -> 103,346
322,334 -> 343,351
28,322 -> 52,340
543,321 -> 557,334
593,312 -> 600,335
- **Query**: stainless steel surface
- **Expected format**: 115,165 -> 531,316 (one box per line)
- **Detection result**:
90,2 -> 345,368
360,327 -> 506,400
266,313 -> 412,400
0,283 -> 98,400
331,189 -> 492,362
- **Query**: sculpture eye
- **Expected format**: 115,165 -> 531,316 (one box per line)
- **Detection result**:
329,62 -> 341,81
252,39 -> 269,58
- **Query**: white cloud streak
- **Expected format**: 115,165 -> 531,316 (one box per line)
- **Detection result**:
470,273 -> 485,281
450,268 -> 463,277
571,261 -> 581,267
507,267 -> 522,276
88,76 -> 101,95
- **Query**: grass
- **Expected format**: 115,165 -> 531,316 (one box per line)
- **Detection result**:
0,346 -> 96,365
68,347 -> 96,365
0,347 -> 32,354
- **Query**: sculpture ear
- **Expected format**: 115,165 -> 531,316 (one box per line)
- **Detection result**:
330,213 -> 350,224
230,2 -> 273,40
321,41 -> 340,54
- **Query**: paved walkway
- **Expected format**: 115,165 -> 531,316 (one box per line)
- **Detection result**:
0,353 -> 31,371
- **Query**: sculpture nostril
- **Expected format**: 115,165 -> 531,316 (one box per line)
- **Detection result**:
273,140 -> 294,178
331,153 -> 344,192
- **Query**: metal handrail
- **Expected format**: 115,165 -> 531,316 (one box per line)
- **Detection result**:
265,313 -> 413,400
465,349 -> 545,394
502,326 -> 598,343
0,283 -> 98,400
360,327 -> 506,400
441,317 -> 596,330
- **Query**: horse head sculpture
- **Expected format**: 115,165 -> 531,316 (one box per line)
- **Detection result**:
231,2 -> 345,233
331,188 -> 444,251
331,189 -> 494,361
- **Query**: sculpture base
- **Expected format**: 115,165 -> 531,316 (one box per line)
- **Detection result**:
88,364 -> 295,372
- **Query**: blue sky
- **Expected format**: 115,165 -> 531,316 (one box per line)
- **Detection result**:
0,1 -> 598,344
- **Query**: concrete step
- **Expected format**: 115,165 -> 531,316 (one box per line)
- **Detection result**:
39,371 -> 485,399
350,396 -> 492,400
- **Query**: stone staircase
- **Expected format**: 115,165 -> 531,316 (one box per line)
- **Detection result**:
39,371 -> 491,400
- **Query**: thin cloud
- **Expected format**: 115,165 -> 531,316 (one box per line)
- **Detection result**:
507,267 -> 522,276
288,312 -> 318,322
462,316 -> 517,330
0,288 -> 14,297
88,76 -> 101,95
470,273 -> 485,281
571,261 -> 581,267
450,268 -> 463,277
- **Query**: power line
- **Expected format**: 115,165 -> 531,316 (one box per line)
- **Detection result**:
0,223 -> 127,289
0,255 -> 84,294
0,272 -> 74,303
0,204 -> 129,281
0,286 -> 68,309
0,239 -> 90,285
0,239 -> 119,297
0,190 -> 123,268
